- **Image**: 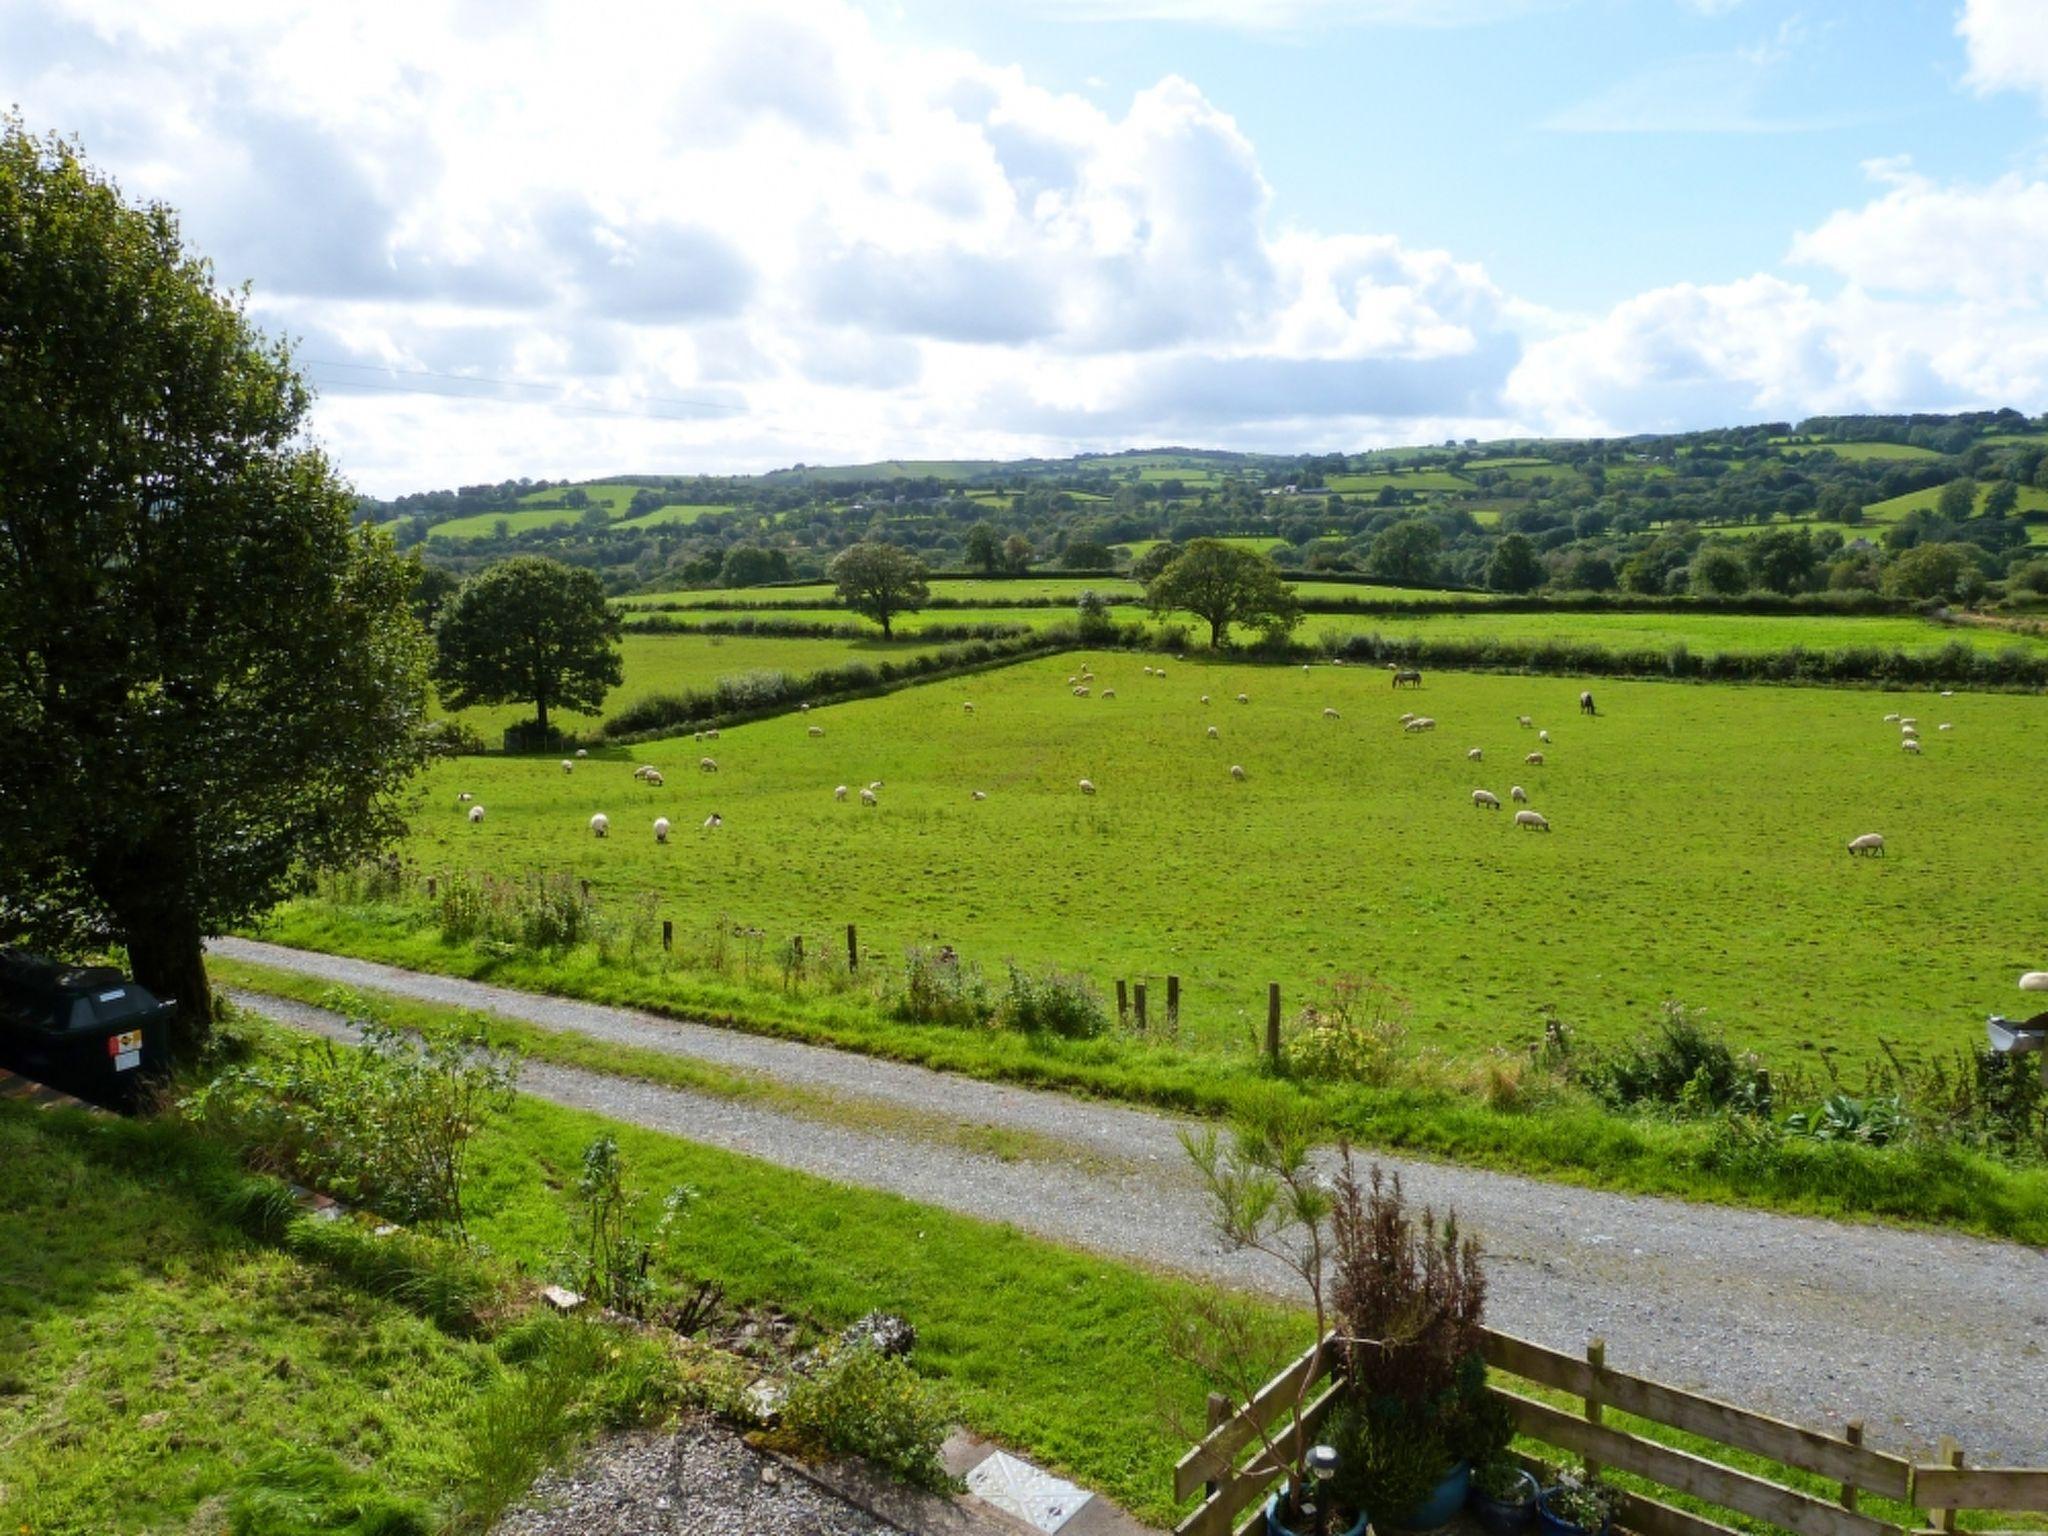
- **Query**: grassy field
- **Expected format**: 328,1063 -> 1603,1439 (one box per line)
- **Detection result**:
435,632 -> 949,738
1860,483 -> 2048,522
617,578 -> 1149,608
1779,441 -> 1947,462
612,503 -> 725,528
428,506 -> 607,541
1327,470 -> 1476,493
391,656 -> 2048,1070
1295,608 -> 2048,656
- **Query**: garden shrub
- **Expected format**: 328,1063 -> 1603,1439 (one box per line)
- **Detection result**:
779,1342 -> 955,1492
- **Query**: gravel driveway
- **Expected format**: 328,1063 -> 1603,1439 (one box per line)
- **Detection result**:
217,938 -> 2048,1466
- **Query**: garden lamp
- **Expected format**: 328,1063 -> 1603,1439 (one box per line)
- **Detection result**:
1306,1444 -> 1340,1536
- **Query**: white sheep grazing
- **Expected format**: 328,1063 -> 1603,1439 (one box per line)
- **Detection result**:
1467,747 -> 1482,762
561,759 -> 574,774
800,703 -> 810,712
860,788 -> 878,806
963,702 -> 975,714
1525,751 -> 1544,765
1883,713 -> 1900,723
1511,785 -> 1527,804
1538,729 -> 1551,744
1515,809 -> 1550,832
1230,764 -> 1246,780
868,780 -> 884,791
1518,715 -> 1533,728
1473,789 -> 1500,810
457,791 -> 473,803
642,770 -> 664,787
1067,675 -> 1078,686
1323,707 -> 1340,720
1398,712 -> 1416,725
1079,778 -> 1097,795
808,725 -> 825,737
700,757 -> 718,772
1902,738 -> 1921,754
1101,688 -> 1116,698
1847,833 -> 1885,857
1302,664 -> 1311,675
971,790 -> 987,801
834,785 -> 848,801
590,813 -> 609,838
632,765 -> 656,780
1938,722 -> 1953,731
1941,689 -> 1955,698
1200,694 -> 1211,705
1899,717 -> 1917,728
575,749 -> 588,759
1236,693 -> 1250,704
654,817 -> 671,844
1073,686 -> 1090,697
1206,725 -> 1220,739
468,804 -> 485,824
703,813 -> 723,830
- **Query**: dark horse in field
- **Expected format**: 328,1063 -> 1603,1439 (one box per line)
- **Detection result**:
1391,668 -> 1422,689
1580,690 -> 1596,715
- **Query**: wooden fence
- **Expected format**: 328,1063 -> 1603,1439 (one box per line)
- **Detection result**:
1174,1327 -> 2048,1536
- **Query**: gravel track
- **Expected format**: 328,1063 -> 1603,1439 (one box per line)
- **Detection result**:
218,939 -> 2048,1465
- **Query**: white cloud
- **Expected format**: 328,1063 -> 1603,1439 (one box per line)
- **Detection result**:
1957,0 -> 2048,110
1790,159 -> 2048,307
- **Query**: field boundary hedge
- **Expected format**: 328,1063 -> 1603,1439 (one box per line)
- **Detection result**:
622,614 -> 1037,641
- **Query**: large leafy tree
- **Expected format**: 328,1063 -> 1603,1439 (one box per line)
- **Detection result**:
1146,539 -> 1301,650
433,556 -> 623,740
1485,533 -> 1544,594
1364,519 -> 1442,585
963,521 -> 1002,574
0,121 -> 433,1057
830,541 -> 930,637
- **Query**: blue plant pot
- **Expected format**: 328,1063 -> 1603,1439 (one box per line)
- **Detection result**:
1468,1469 -> 1539,1535
1535,1487 -> 1611,1536
1264,1486 -> 1368,1536
1382,1462 -> 1471,1534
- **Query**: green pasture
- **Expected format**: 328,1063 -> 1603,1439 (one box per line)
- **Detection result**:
1327,470 -> 1476,493
399,655 -> 2048,1070
1781,442 -> 1946,463
1295,608 -> 2048,656
612,502 -> 725,528
428,506 -> 605,541
1860,483 -> 2048,522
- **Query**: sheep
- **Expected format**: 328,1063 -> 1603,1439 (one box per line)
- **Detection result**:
1938,722 -> 1953,731
1473,789 -> 1500,810
1323,707 -> 1340,719
468,805 -> 485,824
1101,688 -> 1116,699
1206,725 -> 1220,739
575,749 -> 588,759
1067,675 -> 1078,686
1302,664 -> 1311,675
1201,695 -> 1211,705
1467,747 -> 1483,762
1580,690 -> 1596,716
1403,716 -> 1436,732
457,792 -> 473,803
1847,833 -> 1885,857
700,757 -> 719,773
654,817 -> 671,844
808,726 -> 825,738
860,788 -> 878,806
1883,713 -> 1900,723
1236,693 -> 1250,704
834,785 -> 848,801
971,790 -> 987,801
1899,717 -> 1917,728
1079,778 -> 1097,795
706,729 -> 720,740
590,813 -> 610,838
1073,686 -> 1090,697
642,770 -> 664,787
1941,689 -> 1956,698
1391,667 -> 1422,689
868,780 -> 884,791
1399,712 -> 1416,725
561,759 -> 574,774
1902,738 -> 1921,754
1538,729 -> 1551,744
1514,809 -> 1550,832
963,702 -> 975,714
1511,785 -> 1527,804
1518,715 -> 1532,728
1230,764 -> 1246,780
1525,751 -> 1544,765
800,703 -> 810,712
703,813 -> 723,830
632,765 -> 658,780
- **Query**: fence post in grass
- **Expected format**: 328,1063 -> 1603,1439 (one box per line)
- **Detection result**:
846,923 -> 859,972
579,878 -> 590,902
426,876 -> 436,899
1167,974 -> 1180,1029
1204,1391 -> 1231,1499
1116,979 -> 1129,1027
792,934 -> 804,966
1135,983 -> 1148,1032
1936,1437 -> 1964,1536
1266,983 -> 1282,1068
662,919 -> 673,952
1582,1338 -> 1606,1483
1839,1420 -> 1864,1514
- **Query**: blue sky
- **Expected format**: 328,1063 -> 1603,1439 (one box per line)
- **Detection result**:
6,0 -> 2048,491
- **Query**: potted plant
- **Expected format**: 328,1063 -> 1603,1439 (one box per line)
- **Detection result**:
1169,1101 -> 1368,1536
1327,1162 -> 1492,1534
1468,1457 -> 1539,1534
1537,1470 -> 1614,1536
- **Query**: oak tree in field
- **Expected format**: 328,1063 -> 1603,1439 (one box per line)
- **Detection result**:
1485,532 -> 1544,593
830,541 -> 930,637
1146,539 -> 1301,650
1001,534 -> 1033,574
964,521 -> 1003,574
1364,518 -> 1442,584
0,121 -> 433,1058
433,556 -> 623,741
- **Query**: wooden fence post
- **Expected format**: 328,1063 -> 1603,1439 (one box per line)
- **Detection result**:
846,923 -> 859,972
1204,1391 -> 1231,1499
1116,979 -> 1129,1027
1266,983 -> 1282,1067
1583,1338 -> 1606,1483
426,876 -> 436,899
1936,1438 -> 1964,1536
1167,974 -> 1180,1029
1135,983 -> 1148,1032
661,919 -> 673,952
1840,1420 -> 1863,1514
579,879 -> 590,902
792,934 -> 804,966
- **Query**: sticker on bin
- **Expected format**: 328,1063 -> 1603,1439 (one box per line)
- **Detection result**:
109,1029 -> 143,1072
